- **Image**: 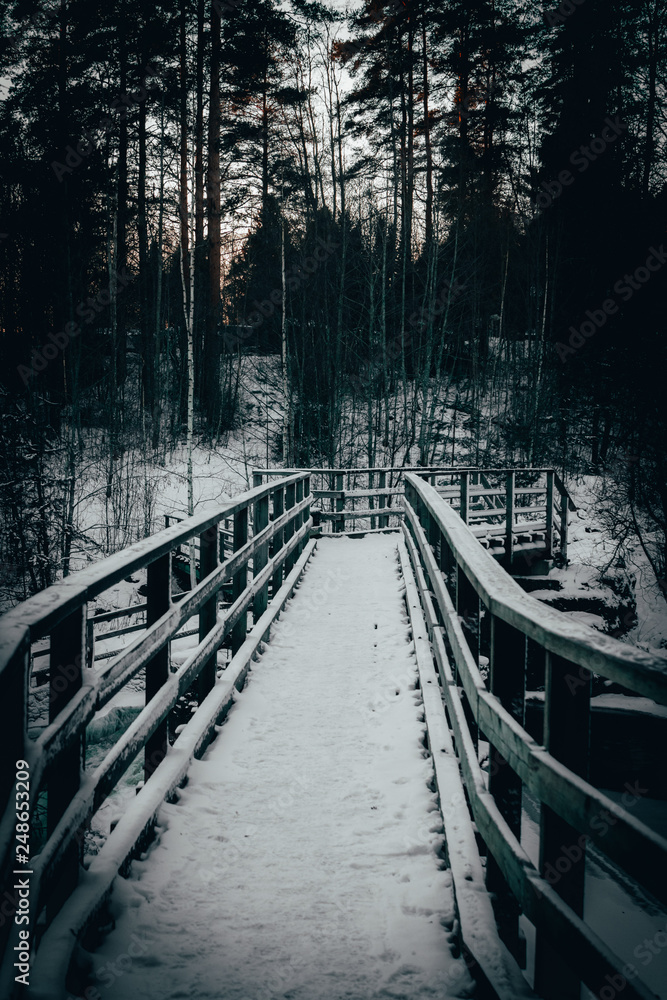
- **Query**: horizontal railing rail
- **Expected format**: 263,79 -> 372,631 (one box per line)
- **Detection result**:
0,473 -> 312,996
253,466 -> 573,563
402,472 -> 667,1000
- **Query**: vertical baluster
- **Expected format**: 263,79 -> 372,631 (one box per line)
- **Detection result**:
487,615 -> 526,962
198,524 -> 219,700
335,472 -> 344,533
379,470 -> 387,528
48,604 -> 86,915
456,564 -> 479,748
545,471 -> 554,559
284,482 -> 296,573
271,487 -> 285,597
2,630 -> 29,817
145,553 -> 170,782
534,652 -> 590,999
253,493 -> 270,622
560,489 -> 569,564
231,507 -> 248,655
505,470 -> 515,570
304,475 -> 311,538
369,471 -> 375,530
295,478 -> 304,555
460,470 -> 469,525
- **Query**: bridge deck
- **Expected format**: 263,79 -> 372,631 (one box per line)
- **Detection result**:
86,535 -> 474,1000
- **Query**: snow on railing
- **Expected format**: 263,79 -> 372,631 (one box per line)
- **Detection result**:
402,472 -> 667,1000
0,473 -> 313,998
253,466 -> 574,562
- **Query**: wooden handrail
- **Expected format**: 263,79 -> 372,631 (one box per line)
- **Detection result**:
0,472 -> 312,996
402,472 -> 667,1000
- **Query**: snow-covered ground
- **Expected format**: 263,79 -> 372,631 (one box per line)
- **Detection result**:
80,536 -> 474,1000
565,475 -> 667,652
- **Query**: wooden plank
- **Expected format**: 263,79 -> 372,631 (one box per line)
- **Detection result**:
470,521 -> 548,538
198,523 -> 219,701
535,651 -> 590,999
335,473 -> 344,533
487,615 -> 526,960
90,603 -> 148,624
0,627 -> 29,814
48,605 -> 86,917
545,471 -> 554,559
231,507 -> 248,656
21,540 -> 318,1000
270,486 -> 285,598
15,523 -> 314,963
403,495 -> 667,903
318,507 -> 403,521
398,535 -> 536,999
94,495 -> 312,708
144,553 -> 170,782
284,482 -> 296,572
253,493 -> 270,622
417,578 -> 659,1000
403,474 -> 667,704
0,475 -> 310,667
460,471 -> 469,525
468,505 -> 548,520
504,471 -> 515,570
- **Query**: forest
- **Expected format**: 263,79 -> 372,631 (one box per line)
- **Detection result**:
0,0 -> 666,609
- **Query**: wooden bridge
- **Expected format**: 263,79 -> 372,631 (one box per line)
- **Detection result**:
0,468 -> 665,1000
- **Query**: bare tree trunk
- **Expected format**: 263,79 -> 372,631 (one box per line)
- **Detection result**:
152,96 -> 165,451
206,0 -> 222,434
281,221 -> 290,465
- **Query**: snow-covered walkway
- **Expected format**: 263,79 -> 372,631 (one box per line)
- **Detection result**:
87,535 -> 473,1000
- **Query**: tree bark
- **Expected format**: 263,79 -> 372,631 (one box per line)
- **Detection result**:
206,0 -> 222,433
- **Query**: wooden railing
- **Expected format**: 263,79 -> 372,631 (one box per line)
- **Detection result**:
401,473 -> 667,1000
0,473 -> 313,998
253,467 -> 574,564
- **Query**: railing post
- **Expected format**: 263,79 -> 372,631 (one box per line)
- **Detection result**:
85,617 -> 95,669
534,652 -> 591,1000
253,492 -> 270,623
369,471 -> 376,530
284,482 -> 296,573
304,475 -> 311,538
504,470 -> 515,570
270,487 -> 285,597
252,471 -> 263,489
560,489 -> 569,564
48,604 -> 86,915
335,472 -> 344,534
460,470 -> 469,525
145,553 -> 170,782
198,524 -> 219,700
231,506 -> 249,655
487,615 -> 526,962
379,470 -> 387,528
1,631 -> 29,817
545,471 -> 554,559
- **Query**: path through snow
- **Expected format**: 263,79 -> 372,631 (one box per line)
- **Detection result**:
85,535 -> 473,1000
